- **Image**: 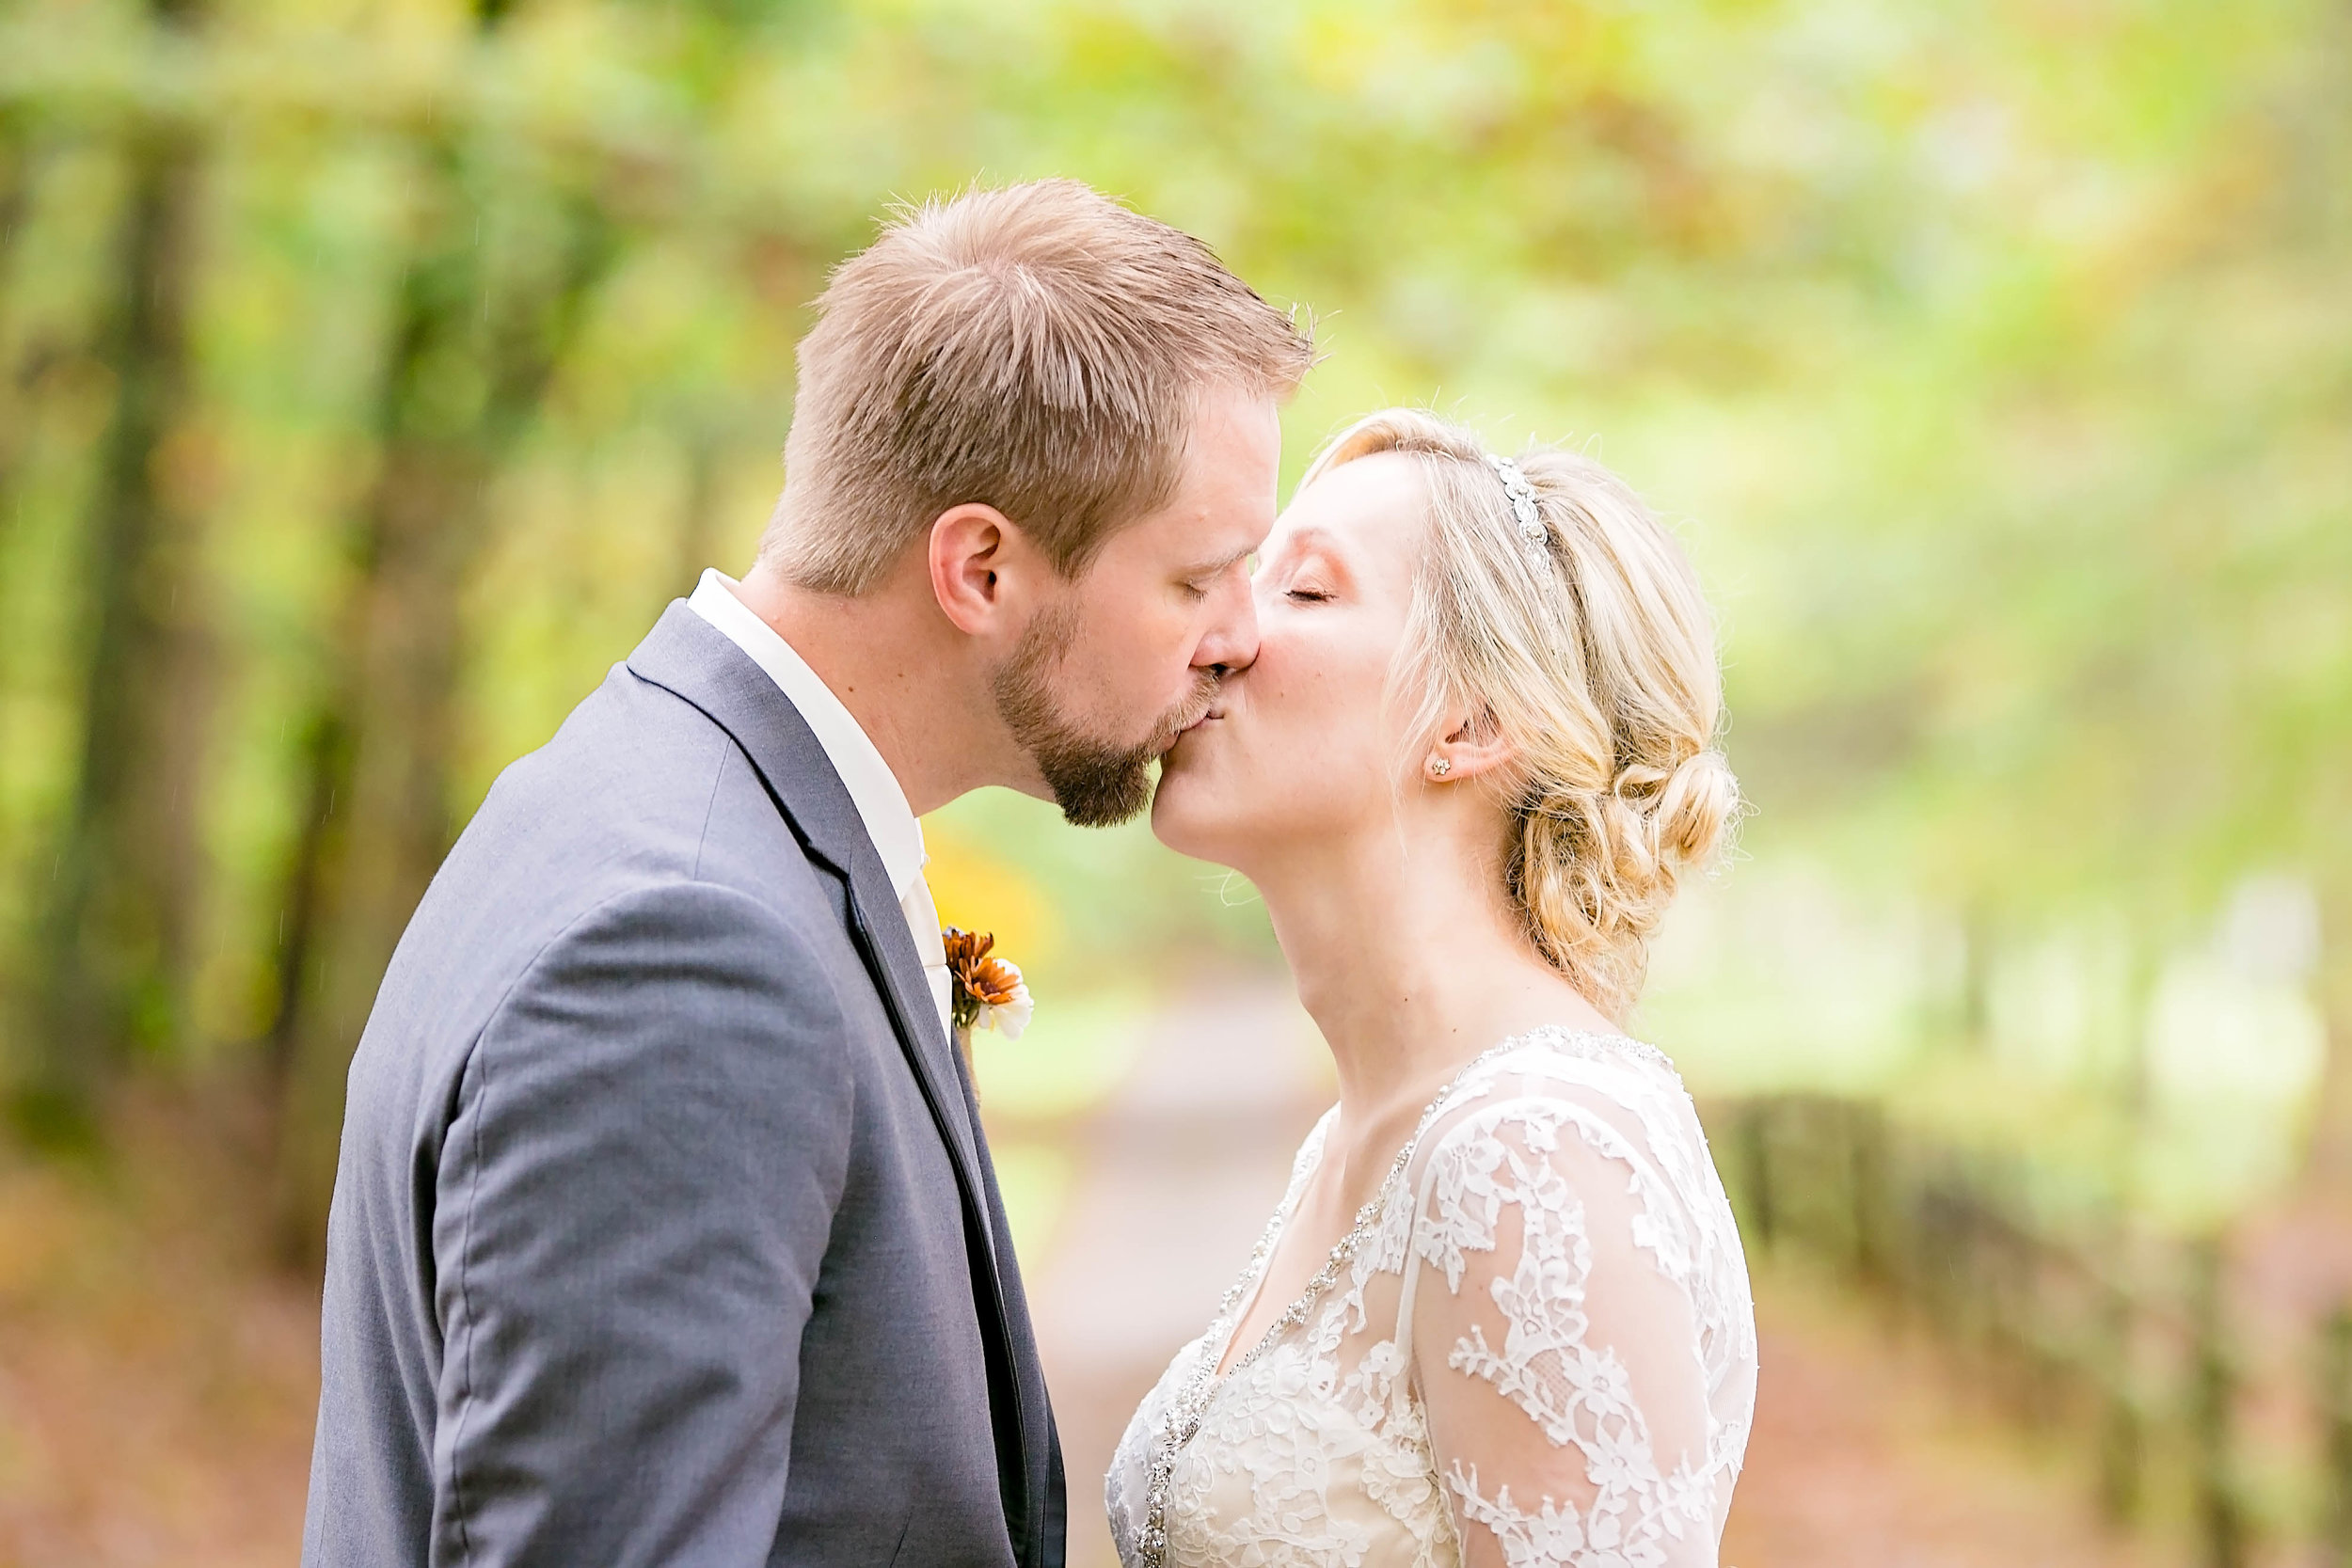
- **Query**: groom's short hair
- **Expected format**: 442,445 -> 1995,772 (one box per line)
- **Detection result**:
761,180 -> 1315,594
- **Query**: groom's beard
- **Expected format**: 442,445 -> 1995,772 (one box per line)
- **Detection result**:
993,604 -> 1218,829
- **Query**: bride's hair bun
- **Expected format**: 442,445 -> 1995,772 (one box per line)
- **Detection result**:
1299,410 -> 1742,1020
1636,748 -> 1741,867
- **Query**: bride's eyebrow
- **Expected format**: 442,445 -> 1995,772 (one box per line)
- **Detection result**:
1279,529 -> 1350,584
1270,526 -> 1333,566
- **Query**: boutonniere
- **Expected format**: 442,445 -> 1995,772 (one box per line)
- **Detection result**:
944,927 -> 1033,1042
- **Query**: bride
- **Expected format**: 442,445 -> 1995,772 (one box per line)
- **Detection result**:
1105,409 -> 1758,1567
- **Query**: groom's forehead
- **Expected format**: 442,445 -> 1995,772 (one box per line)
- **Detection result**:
1091,503 -> 1249,576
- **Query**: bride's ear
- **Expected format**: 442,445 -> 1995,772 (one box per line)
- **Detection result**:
1423,707 -> 1513,785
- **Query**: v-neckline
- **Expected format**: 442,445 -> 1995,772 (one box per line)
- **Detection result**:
1206,1115 -> 1332,1378
1200,1023 -> 1667,1383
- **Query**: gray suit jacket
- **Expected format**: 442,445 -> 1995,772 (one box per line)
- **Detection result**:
303,604 -> 1064,1568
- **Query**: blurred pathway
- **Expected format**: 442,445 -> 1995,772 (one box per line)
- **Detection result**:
1020,981 -> 1330,1568
1019,990 -> 2181,1568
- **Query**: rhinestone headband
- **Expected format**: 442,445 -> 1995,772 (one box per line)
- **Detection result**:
1484,452 -> 1549,562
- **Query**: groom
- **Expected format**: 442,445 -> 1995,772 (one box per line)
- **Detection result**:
303,179 -> 1313,1568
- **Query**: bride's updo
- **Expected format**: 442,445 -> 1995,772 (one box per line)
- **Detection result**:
1299,409 -> 1740,1020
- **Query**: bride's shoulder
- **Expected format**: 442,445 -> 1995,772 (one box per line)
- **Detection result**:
1412,1024 -> 1692,1158
1448,1023 -> 1683,1105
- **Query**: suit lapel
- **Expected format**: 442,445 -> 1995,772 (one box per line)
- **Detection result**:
830,840 -> 988,1191
957,1052 -> 1059,1563
625,604 -> 1053,1559
628,604 -> 982,1183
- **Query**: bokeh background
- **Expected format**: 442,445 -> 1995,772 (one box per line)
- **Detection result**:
1,0 -> 2347,1562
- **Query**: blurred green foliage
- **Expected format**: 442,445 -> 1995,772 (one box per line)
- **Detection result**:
0,0 -> 2344,1227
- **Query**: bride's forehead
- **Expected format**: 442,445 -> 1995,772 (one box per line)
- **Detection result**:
1276,458 -> 1427,553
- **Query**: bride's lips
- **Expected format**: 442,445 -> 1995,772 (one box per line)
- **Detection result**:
1161,705 -> 1225,757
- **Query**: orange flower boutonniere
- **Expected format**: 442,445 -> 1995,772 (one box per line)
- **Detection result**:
944,927 -> 1033,1042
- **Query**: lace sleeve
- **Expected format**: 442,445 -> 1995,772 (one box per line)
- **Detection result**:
1404,1091 -> 1718,1568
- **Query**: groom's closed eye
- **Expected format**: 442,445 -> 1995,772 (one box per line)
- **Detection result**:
1179,547 -> 1255,600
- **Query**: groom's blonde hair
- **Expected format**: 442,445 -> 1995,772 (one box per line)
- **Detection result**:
763,180 -> 1315,594
1301,409 -> 1742,1021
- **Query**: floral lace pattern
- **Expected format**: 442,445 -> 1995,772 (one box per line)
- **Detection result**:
1107,1027 -> 1756,1568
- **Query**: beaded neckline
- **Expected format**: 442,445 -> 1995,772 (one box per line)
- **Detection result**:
1129,1024 -> 1677,1568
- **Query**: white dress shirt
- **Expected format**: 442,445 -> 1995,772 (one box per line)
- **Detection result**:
688,570 -> 954,1038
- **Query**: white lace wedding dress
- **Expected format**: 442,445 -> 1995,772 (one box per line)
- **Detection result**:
1106,1026 -> 1757,1568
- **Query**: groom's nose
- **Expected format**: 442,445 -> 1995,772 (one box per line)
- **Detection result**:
1194,574 -> 1260,675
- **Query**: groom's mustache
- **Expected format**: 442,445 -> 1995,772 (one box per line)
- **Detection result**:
1149,671 -> 1226,757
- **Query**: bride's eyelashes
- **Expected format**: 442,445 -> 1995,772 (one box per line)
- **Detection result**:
1285,587 -> 1332,603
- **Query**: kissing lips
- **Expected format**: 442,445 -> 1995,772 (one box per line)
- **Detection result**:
1163,705 -> 1225,759
1153,683 -> 1226,756
1152,709 -> 1219,764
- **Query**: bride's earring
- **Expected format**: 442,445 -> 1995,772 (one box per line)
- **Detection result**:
1428,756 -> 1452,778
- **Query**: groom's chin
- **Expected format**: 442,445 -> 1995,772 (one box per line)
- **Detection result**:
1043,752 -> 1158,829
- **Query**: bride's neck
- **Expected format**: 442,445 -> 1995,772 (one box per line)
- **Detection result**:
1254,820 -> 1593,1150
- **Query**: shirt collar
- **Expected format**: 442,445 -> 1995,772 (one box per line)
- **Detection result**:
686,569 -> 928,899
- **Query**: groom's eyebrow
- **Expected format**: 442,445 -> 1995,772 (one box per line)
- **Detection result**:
1186,544 -> 1256,577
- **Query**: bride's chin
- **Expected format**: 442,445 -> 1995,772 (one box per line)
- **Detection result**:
1147,771 -> 1223,859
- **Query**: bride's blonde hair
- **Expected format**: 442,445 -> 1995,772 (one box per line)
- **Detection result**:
1299,409 -> 1740,1021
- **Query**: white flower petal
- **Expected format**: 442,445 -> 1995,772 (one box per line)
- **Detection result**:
979,969 -> 1033,1040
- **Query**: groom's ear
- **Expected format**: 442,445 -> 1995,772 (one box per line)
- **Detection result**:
928,502 -> 1025,637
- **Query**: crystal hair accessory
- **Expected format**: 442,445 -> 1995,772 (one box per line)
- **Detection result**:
1484,451 -> 1548,561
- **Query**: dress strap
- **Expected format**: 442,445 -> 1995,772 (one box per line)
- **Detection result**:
1390,1127 -> 1451,1356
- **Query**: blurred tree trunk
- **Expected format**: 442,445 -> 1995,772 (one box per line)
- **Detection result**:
674,424 -> 723,600
265,131 -> 614,1260
0,133 -> 46,601
0,135 -> 23,263
23,27 -> 213,1139
2301,876 -> 2352,1198
1951,901 -> 1997,1054
0,132 -> 36,515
